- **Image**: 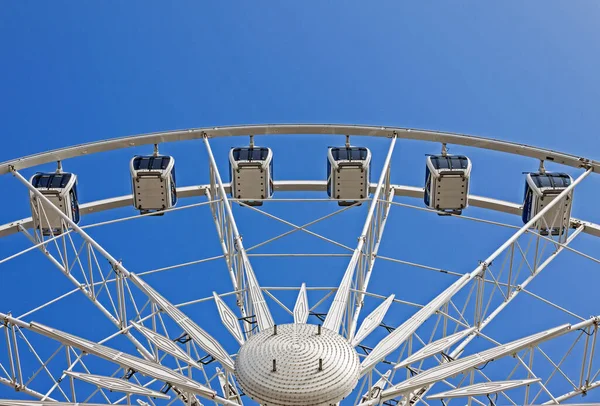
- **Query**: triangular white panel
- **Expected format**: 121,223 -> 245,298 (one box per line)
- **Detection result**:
30,322 -> 216,399
360,274 -> 470,374
382,323 -> 570,399
129,273 -> 235,371
361,370 -> 391,403
214,292 -> 245,345
394,327 -> 476,370
243,258 -> 275,331
427,378 -> 541,400
323,256 -> 357,332
64,371 -> 169,399
293,283 -> 309,324
351,294 -> 395,347
130,322 -> 198,366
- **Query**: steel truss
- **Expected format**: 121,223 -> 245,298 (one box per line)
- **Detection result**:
0,125 -> 599,406
356,168 -> 596,405
324,135 -> 397,337
203,135 -> 274,336
7,167 -> 243,406
357,316 -> 600,406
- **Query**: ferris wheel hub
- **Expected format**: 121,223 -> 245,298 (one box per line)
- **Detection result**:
234,323 -> 360,406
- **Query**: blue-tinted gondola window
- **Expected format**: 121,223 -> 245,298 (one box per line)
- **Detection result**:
61,174 -> 72,187
450,157 -> 468,169
134,156 -> 171,170
334,149 -> 348,160
233,148 -> 269,161
139,157 -> 150,170
552,175 -> 571,188
151,157 -> 167,170
331,148 -> 367,161
31,175 -> 42,188
431,156 -> 468,170
235,149 -> 249,161
50,175 -> 62,188
532,175 -> 553,188
36,175 -> 51,188
432,157 -> 448,169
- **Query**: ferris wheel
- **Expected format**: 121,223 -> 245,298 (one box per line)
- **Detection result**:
0,124 -> 599,406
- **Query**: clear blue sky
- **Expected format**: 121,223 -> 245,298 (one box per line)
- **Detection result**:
1,2 -> 599,404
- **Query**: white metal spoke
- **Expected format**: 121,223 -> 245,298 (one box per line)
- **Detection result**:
324,134 -> 397,335
202,135 -> 274,333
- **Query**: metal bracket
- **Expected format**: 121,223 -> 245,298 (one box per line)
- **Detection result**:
122,368 -> 136,380
198,354 -> 216,365
174,333 -> 192,344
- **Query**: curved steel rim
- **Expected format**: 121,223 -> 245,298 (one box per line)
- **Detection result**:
1,180 -> 599,239
1,124 -> 598,175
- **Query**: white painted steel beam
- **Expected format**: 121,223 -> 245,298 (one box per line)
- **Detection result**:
393,327 -> 476,370
376,318 -> 599,403
427,378 -> 541,400
360,166 -> 588,376
324,136 -> 397,334
349,186 -> 396,340
360,370 -> 392,403
385,169 -> 592,404
129,274 -> 235,371
63,371 -> 170,399
216,367 -> 243,405
3,182 -> 600,240
0,312 -> 243,406
542,379 -> 600,404
11,169 -> 234,376
27,320 -> 217,399
130,322 -> 198,366
202,136 -> 274,332
360,274 -> 470,374
450,225 -> 585,360
2,124 -> 597,175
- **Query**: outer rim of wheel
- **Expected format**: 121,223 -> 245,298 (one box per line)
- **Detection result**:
1,124 -> 598,175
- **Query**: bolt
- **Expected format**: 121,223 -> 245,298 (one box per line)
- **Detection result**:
274,324 -> 277,335
272,359 -> 276,372
318,324 -> 322,335
318,358 -> 323,371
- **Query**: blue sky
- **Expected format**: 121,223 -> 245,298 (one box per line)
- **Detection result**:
1,2 -> 600,405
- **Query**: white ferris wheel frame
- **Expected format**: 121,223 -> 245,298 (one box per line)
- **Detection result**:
0,124 -> 599,406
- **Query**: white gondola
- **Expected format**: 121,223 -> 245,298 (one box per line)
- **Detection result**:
424,154 -> 472,214
130,155 -> 177,214
522,172 -> 573,236
29,172 -> 80,236
229,147 -> 273,206
327,146 -> 371,206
